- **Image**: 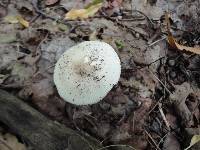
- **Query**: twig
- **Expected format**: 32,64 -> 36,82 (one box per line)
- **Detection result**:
145,129 -> 161,150
148,36 -> 167,47
99,10 -> 140,36
97,144 -> 136,150
0,83 -> 22,89
158,103 -> 170,130
146,57 -> 165,67
158,132 -> 169,146
33,64 -> 55,77
148,97 -> 163,114
30,14 -> 41,24
32,0 -> 58,21
131,9 -> 154,27
149,70 -> 172,94
0,138 -> 13,150
31,0 -> 72,27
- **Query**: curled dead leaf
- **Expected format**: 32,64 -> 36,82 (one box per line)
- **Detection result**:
168,35 -> 200,55
165,12 -> 200,55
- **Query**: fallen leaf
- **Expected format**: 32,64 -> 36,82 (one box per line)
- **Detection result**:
165,12 -> 200,55
0,6 -> 7,18
16,15 -> 29,28
126,134 -> 148,150
45,0 -> 59,6
4,15 -> 18,23
4,15 -> 29,28
132,97 -> 152,133
168,35 -> 200,55
84,0 -> 103,9
0,33 -> 17,43
165,113 -> 178,129
57,23 -> 69,31
65,2 -> 102,20
0,74 -> 9,84
163,133 -> 181,150
110,123 -> 131,142
0,133 -> 26,150
170,82 -> 193,126
185,135 -> 200,150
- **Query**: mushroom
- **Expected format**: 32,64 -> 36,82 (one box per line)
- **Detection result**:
54,41 -> 121,105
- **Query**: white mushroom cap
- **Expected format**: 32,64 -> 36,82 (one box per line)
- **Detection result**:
54,41 -> 121,105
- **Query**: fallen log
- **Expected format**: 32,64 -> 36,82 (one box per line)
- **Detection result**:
0,89 -> 102,150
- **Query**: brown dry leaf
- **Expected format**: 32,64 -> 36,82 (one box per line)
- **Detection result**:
0,133 -> 26,150
45,0 -> 59,6
65,2 -> 102,20
165,12 -> 200,55
168,35 -> 200,55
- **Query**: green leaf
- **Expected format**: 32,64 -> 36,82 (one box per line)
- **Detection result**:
115,40 -> 124,49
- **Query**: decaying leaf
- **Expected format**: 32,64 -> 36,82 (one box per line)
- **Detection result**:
64,1 -> 102,20
170,82 -> 193,126
185,135 -> 200,150
0,5 -> 7,18
0,133 -> 26,150
163,133 -> 181,150
165,12 -> 200,55
4,15 -> 29,28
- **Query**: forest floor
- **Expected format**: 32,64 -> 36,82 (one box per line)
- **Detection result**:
0,0 -> 200,150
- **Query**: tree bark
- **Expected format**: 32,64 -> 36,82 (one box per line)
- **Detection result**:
0,89 -> 102,150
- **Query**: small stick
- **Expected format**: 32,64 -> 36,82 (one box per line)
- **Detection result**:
158,132 -> 169,146
158,103 -> 171,130
31,0 -> 71,27
148,36 -> 167,47
149,70 -> 172,94
145,129 -> 161,150
131,9 -> 154,27
32,0 -> 58,21
97,144 -> 136,150
148,97 -> 163,114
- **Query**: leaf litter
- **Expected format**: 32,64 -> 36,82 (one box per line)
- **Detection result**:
0,0 -> 200,150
